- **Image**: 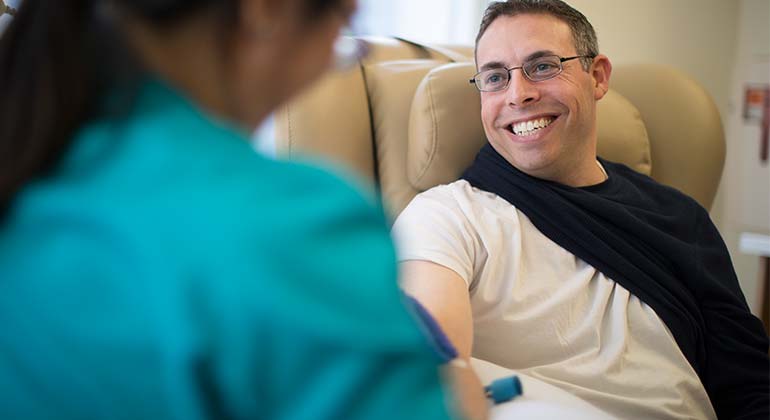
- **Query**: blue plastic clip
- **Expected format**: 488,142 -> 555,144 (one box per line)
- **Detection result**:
485,375 -> 523,404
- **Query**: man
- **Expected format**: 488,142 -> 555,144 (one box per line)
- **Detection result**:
392,1 -> 770,419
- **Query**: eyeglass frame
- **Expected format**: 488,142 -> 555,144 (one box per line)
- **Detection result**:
469,54 -> 596,92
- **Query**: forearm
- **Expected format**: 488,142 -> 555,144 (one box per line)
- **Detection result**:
400,260 -> 488,419
444,359 -> 489,420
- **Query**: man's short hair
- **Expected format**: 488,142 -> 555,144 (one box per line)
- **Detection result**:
475,0 -> 599,71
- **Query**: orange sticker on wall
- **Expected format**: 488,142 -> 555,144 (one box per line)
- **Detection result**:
744,85 -> 770,163
744,85 -> 769,122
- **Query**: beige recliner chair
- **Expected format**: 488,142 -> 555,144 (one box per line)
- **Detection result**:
275,37 -> 724,220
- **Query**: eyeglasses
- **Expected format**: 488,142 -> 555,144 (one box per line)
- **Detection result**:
470,55 -> 595,92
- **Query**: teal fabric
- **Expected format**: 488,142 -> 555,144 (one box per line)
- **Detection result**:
0,81 -> 453,420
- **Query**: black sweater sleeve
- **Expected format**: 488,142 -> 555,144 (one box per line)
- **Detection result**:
695,209 -> 769,419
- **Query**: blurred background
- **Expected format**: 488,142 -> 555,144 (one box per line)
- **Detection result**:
1,0 -> 768,316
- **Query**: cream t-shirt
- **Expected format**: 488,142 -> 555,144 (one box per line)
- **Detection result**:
392,180 -> 716,419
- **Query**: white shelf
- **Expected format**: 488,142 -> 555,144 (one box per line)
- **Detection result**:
739,232 -> 770,257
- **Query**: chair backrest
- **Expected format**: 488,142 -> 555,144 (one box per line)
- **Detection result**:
275,37 -> 725,219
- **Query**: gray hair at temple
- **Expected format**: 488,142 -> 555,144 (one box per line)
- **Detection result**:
475,0 -> 599,71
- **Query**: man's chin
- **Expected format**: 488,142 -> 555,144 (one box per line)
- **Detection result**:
490,140 -> 544,168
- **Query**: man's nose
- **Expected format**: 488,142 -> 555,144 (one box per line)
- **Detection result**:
505,69 -> 539,106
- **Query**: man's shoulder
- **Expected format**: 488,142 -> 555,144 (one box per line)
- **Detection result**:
601,159 -> 703,212
398,179 -> 523,232
416,179 -> 509,207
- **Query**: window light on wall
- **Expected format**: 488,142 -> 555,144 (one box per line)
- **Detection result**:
354,0 -> 489,45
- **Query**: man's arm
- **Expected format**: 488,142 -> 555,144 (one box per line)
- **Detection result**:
694,211 -> 769,419
400,260 -> 489,420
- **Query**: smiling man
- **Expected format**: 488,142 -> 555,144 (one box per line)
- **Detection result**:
392,1 -> 769,419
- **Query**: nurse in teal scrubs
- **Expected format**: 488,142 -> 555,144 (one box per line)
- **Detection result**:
0,1 -> 455,419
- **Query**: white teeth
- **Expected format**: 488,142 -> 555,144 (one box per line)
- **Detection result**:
511,117 -> 554,136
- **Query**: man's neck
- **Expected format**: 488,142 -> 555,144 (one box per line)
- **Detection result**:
571,159 -> 607,187
528,159 -> 608,187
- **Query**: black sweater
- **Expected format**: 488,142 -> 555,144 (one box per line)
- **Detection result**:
463,144 -> 769,419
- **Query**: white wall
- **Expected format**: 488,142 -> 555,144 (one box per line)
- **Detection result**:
722,0 -> 769,314
568,1 -> 740,138
356,0 -> 487,44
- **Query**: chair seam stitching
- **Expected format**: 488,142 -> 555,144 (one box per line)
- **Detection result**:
416,72 -> 439,184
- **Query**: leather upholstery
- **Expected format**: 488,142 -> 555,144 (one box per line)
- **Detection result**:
275,37 -> 724,219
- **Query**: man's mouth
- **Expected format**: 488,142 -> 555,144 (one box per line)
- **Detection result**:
506,116 -> 556,136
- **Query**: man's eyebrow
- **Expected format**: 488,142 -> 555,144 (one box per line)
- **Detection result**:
478,50 -> 558,71
523,50 -> 558,61
479,61 -> 508,71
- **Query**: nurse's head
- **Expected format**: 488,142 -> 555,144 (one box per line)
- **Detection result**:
0,0 -> 357,213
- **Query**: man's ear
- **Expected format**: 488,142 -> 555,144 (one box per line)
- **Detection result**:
591,54 -> 612,100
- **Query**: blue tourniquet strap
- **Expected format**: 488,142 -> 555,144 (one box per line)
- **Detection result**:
403,295 -> 458,362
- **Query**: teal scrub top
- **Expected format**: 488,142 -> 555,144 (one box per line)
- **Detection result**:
0,80 -> 454,420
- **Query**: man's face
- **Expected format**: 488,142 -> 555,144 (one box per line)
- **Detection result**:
476,13 -> 610,186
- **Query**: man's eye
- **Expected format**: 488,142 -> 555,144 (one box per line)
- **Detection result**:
485,71 -> 506,84
532,62 -> 558,74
